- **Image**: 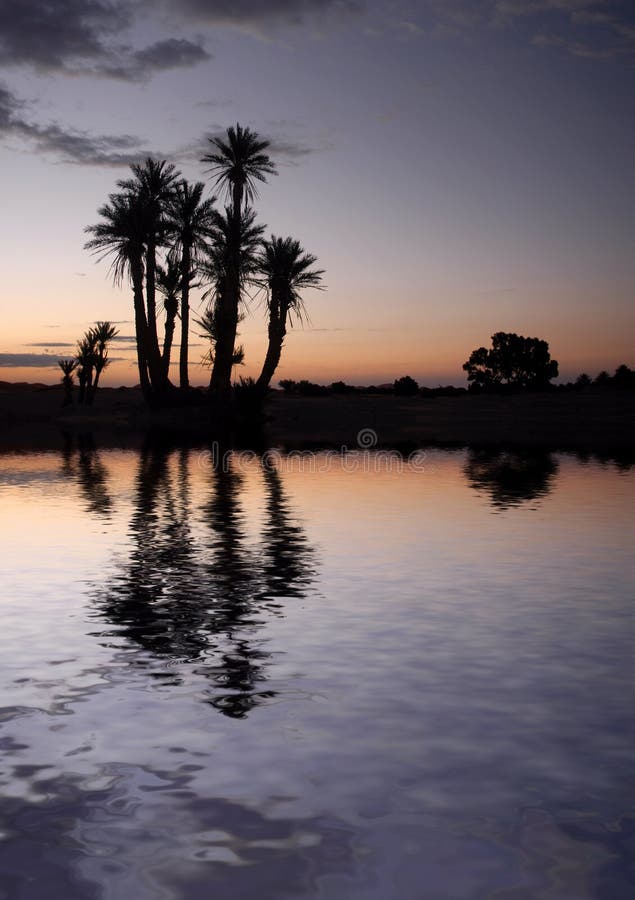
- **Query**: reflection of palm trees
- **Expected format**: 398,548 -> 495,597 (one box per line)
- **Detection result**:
259,463 -> 314,605
464,448 -> 559,509
60,433 -> 113,517
96,444 -> 315,717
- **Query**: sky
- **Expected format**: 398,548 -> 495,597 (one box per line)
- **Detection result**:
1,0 -> 634,387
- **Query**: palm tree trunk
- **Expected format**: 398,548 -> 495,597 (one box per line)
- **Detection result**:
162,298 -> 178,380
87,366 -> 99,405
145,240 -> 167,393
210,184 -> 243,398
256,304 -> 287,394
209,282 -> 238,396
131,257 -> 152,402
179,242 -> 191,390
62,377 -> 73,407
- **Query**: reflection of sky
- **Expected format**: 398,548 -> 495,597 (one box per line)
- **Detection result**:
1,1 -> 634,386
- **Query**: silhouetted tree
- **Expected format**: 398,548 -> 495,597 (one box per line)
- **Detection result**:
118,158 -> 180,393
75,332 -> 98,404
85,191 -> 153,400
202,124 -> 276,398
155,257 -> 182,380
463,332 -> 559,390
58,358 -> 78,406
613,364 -> 635,389
394,375 -> 419,396
87,321 -> 118,404
165,179 -> 217,390
255,236 -> 324,397
197,206 -> 263,378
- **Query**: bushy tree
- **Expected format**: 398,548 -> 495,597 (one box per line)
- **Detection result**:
463,332 -> 558,390
394,375 -> 419,396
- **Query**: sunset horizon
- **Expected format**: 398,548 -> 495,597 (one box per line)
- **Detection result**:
2,1 -> 634,390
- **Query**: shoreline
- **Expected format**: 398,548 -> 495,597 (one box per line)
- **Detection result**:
0,384 -> 633,456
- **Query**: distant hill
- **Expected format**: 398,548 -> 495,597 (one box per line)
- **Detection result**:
0,381 -> 52,391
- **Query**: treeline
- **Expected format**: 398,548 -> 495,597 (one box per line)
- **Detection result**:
279,377 -> 467,397
560,364 -> 635,391
278,363 -> 635,398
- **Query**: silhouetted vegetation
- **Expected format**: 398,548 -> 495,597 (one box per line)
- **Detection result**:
58,358 -> 77,406
393,375 -> 419,396
553,364 -> 635,392
463,332 -> 559,391
59,321 -> 118,406
85,124 -> 324,419
279,378 -> 330,396
255,236 -> 324,398
201,125 -> 276,401
277,378 -> 467,398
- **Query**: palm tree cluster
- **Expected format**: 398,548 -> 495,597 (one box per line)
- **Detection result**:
58,321 -> 119,406
85,123 -> 324,412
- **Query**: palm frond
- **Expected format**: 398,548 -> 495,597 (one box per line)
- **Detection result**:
201,123 -> 277,207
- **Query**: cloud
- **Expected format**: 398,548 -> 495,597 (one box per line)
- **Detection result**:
0,353 -> 64,367
0,0 -> 209,79
26,342 -> 75,348
409,0 -> 635,58
161,0 -> 363,30
0,0 -> 360,78
96,38 -> 211,81
0,0 -> 128,70
0,84 -> 153,166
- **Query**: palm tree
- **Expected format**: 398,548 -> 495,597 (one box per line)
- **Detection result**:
156,258 -> 182,380
201,125 -> 276,396
87,321 -> 119,404
85,191 -> 152,400
255,236 -> 324,395
196,304 -> 246,374
118,158 -> 180,393
75,332 -> 98,404
165,180 -> 217,390
198,206 -> 264,386
58,358 -> 78,406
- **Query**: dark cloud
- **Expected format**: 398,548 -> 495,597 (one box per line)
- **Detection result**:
96,38 -> 211,80
0,0 -> 209,79
0,0 -> 128,70
160,0 -> 363,28
26,342 -> 75,347
418,0 -> 635,58
0,0 -> 359,78
0,84 -> 152,166
0,353 -> 63,367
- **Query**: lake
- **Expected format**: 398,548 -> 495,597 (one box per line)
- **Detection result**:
0,442 -> 633,899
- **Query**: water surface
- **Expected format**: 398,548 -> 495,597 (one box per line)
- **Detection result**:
0,444 -> 633,899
